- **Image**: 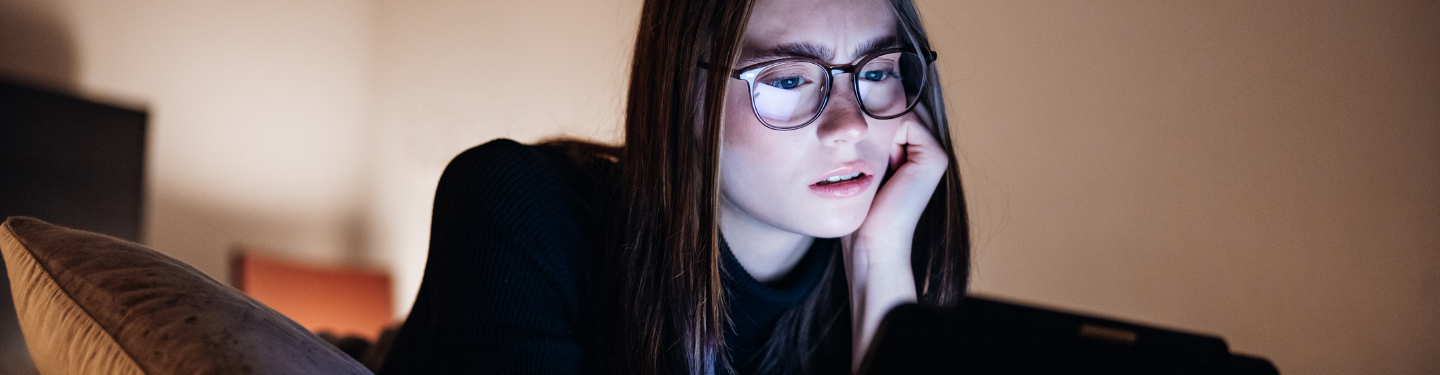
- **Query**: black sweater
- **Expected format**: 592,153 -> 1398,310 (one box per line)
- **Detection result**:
379,139 -> 832,374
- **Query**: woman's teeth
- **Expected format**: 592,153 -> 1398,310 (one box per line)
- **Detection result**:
820,172 -> 863,184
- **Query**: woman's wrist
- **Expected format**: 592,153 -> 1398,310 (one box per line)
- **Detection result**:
845,241 -> 918,373
849,257 -> 918,322
846,232 -> 915,269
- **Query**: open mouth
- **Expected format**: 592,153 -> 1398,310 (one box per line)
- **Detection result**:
809,170 -> 874,198
815,172 -> 865,186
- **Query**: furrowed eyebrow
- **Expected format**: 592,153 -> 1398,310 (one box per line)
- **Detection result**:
741,34 -> 901,66
852,35 -> 900,59
746,42 -> 833,63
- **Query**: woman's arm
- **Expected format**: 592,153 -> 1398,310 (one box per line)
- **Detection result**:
843,109 -> 948,372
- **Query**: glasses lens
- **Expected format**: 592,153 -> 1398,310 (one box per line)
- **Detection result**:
856,52 -> 926,118
748,61 -> 828,129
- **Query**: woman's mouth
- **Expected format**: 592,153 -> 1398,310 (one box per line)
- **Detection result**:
816,172 -> 863,185
809,172 -> 873,198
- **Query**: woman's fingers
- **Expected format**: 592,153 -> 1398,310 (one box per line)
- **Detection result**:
855,112 -> 948,257
872,121 -> 945,223
887,102 -> 934,173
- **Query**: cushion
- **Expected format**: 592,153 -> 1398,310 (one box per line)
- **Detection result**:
0,216 -> 371,374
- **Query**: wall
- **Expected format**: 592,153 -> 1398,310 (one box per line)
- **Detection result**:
1,0 -> 375,280
3,0 -> 1437,373
931,1 -> 1440,374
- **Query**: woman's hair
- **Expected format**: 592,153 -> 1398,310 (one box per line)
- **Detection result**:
589,0 -> 970,373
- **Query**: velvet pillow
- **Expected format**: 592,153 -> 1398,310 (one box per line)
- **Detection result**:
0,217 -> 370,374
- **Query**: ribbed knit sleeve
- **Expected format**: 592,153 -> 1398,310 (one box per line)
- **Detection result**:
379,139 -> 591,374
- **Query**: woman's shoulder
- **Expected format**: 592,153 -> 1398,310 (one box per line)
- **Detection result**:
440,138 -> 616,209
441,138 -> 619,202
431,138 -> 618,268
429,137 -> 618,318
446,137 -> 619,172
442,138 -> 557,185
436,139 -> 566,222
383,138 -> 615,374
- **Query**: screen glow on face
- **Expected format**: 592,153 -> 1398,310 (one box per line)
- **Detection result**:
734,48 -> 925,130
753,80 -> 804,122
719,0 -> 913,242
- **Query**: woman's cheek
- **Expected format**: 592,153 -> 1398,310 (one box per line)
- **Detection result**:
859,118 -> 902,176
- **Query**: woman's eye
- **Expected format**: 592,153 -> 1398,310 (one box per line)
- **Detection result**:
861,70 -> 892,82
764,77 -> 806,90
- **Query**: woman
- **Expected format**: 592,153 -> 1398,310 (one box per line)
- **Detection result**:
379,0 -> 968,373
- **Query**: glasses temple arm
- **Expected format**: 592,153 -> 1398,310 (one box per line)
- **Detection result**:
696,61 -> 746,79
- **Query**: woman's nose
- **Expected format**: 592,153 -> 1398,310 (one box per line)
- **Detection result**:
815,76 -> 869,145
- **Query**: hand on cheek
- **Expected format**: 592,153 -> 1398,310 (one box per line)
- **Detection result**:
842,104 -> 948,371
848,104 -> 947,265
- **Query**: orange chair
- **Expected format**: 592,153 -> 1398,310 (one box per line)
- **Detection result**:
231,248 -> 394,341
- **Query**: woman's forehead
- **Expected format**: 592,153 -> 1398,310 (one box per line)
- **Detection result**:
742,0 -> 897,63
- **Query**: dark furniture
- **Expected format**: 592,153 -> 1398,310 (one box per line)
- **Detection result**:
0,79 -> 147,242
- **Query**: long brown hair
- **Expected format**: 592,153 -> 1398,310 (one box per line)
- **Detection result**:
590,0 -> 969,373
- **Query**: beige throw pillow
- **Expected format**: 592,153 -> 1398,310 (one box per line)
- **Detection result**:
0,217 -> 370,374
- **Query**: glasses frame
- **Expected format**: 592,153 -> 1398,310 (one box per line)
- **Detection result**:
726,48 -> 938,131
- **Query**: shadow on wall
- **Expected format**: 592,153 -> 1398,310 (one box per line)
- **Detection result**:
0,0 -> 77,90
0,2 -> 74,374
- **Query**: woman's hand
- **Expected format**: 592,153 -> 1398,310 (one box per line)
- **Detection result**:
842,104 -> 949,372
848,105 -> 948,266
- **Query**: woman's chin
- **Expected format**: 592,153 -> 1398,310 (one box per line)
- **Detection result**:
798,215 -> 866,239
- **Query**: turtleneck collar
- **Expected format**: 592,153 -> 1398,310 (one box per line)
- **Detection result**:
719,235 -> 834,372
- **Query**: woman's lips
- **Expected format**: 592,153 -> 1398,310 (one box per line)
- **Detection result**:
809,173 -> 874,198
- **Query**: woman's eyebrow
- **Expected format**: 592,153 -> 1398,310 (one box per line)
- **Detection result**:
852,35 -> 899,59
743,35 -> 901,64
748,42 -> 832,62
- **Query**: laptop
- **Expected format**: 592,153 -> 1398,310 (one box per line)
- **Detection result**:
859,296 -> 1280,374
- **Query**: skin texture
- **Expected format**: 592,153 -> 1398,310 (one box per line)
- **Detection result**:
716,0 -> 949,369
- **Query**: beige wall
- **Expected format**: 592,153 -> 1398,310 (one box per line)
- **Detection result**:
0,0 -> 375,281
935,2 -> 1440,374
3,0 -> 1436,373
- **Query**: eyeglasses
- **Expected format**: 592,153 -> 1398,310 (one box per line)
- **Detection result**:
722,48 -> 937,131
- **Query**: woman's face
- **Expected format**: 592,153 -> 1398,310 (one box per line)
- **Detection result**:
720,0 -> 906,239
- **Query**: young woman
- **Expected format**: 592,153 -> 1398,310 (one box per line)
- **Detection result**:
379,0 -> 969,373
